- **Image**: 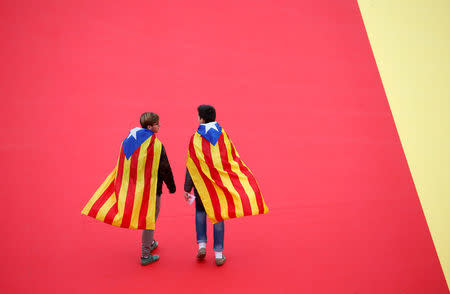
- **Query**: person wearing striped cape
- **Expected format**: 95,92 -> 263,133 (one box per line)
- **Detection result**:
184,105 -> 269,266
82,112 -> 176,266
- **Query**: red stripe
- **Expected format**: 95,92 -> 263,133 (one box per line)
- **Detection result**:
87,180 -> 115,218
188,135 -> 223,222
103,202 -> 118,225
217,135 -> 253,216
114,146 -> 126,197
103,148 -> 126,225
138,136 -> 156,229
120,146 -> 141,228
229,136 -> 265,214
202,138 -> 236,218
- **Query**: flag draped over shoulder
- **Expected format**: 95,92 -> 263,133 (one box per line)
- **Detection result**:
186,122 -> 268,223
82,128 -> 162,230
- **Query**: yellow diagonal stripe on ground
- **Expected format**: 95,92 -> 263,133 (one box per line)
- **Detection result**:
358,0 -> 450,288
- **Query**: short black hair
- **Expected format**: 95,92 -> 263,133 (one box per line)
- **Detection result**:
197,105 -> 216,123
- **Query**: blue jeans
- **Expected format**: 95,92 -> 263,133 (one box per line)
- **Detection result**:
195,190 -> 224,252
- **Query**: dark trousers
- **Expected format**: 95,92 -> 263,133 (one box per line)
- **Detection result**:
141,195 -> 161,256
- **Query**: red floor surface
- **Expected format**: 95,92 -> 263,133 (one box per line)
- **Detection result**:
1,1 -> 448,293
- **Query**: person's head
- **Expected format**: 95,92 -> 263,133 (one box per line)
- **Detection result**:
140,112 -> 160,133
197,104 -> 216,124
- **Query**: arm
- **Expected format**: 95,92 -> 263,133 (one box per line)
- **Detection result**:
158,145 -> 176,193
184,168 -> 194,192
184,168 -> 194,201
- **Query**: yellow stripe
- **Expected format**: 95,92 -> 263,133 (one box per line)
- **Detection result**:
81,169 -> 116,215
146,138 -> 162,230
186,152 -> 217,222
192,134 -> 229,222
222,131 -> 259,215
95,194 -> 117,222
239,158 -> 269,214
112,153 -> 131,227
263,199 -> 269,213
210,137 -> 244,218
240,160 -> 268,214
358,0 -> 450,286
130,138 -> 151,229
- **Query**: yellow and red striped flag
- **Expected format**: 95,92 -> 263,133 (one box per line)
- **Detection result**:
82,128 -> 162,230
186,122 -> 269,223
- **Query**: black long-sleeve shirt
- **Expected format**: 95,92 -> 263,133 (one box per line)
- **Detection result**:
157,145 -> 176,195
184,168 -> 194,193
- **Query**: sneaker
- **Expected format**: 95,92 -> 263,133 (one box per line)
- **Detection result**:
196,247 -> 206,260
215,256 -> 226,266
140,254 -> 159,266
150,240 -> 158,252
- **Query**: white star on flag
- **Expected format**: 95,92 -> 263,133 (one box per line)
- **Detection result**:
204,122 -> 218,133
127,127 -> 143,139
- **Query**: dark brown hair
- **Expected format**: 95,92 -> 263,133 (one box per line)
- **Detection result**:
140,112 -> 159,129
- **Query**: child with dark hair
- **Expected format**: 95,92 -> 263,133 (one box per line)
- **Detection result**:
184,105 -> 268,266
184,105 -> 225,265
197,104 -> 216,123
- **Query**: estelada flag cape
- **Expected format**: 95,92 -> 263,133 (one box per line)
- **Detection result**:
82,128 -> 162,230
186,122 -> 268,223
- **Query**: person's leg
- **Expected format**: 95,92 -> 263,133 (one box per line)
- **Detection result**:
213,221 -> 226,266
195,195 -> 207,244
195,193 -> 207,259
155,195 -> 161,220
142,230 -> 153,257
141,196 -> 161,264
213,221 -> 224,252
152,195 -> 161,247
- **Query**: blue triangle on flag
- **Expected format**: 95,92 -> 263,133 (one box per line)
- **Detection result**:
197,122 -> 222,145
122,128 -> 153,159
